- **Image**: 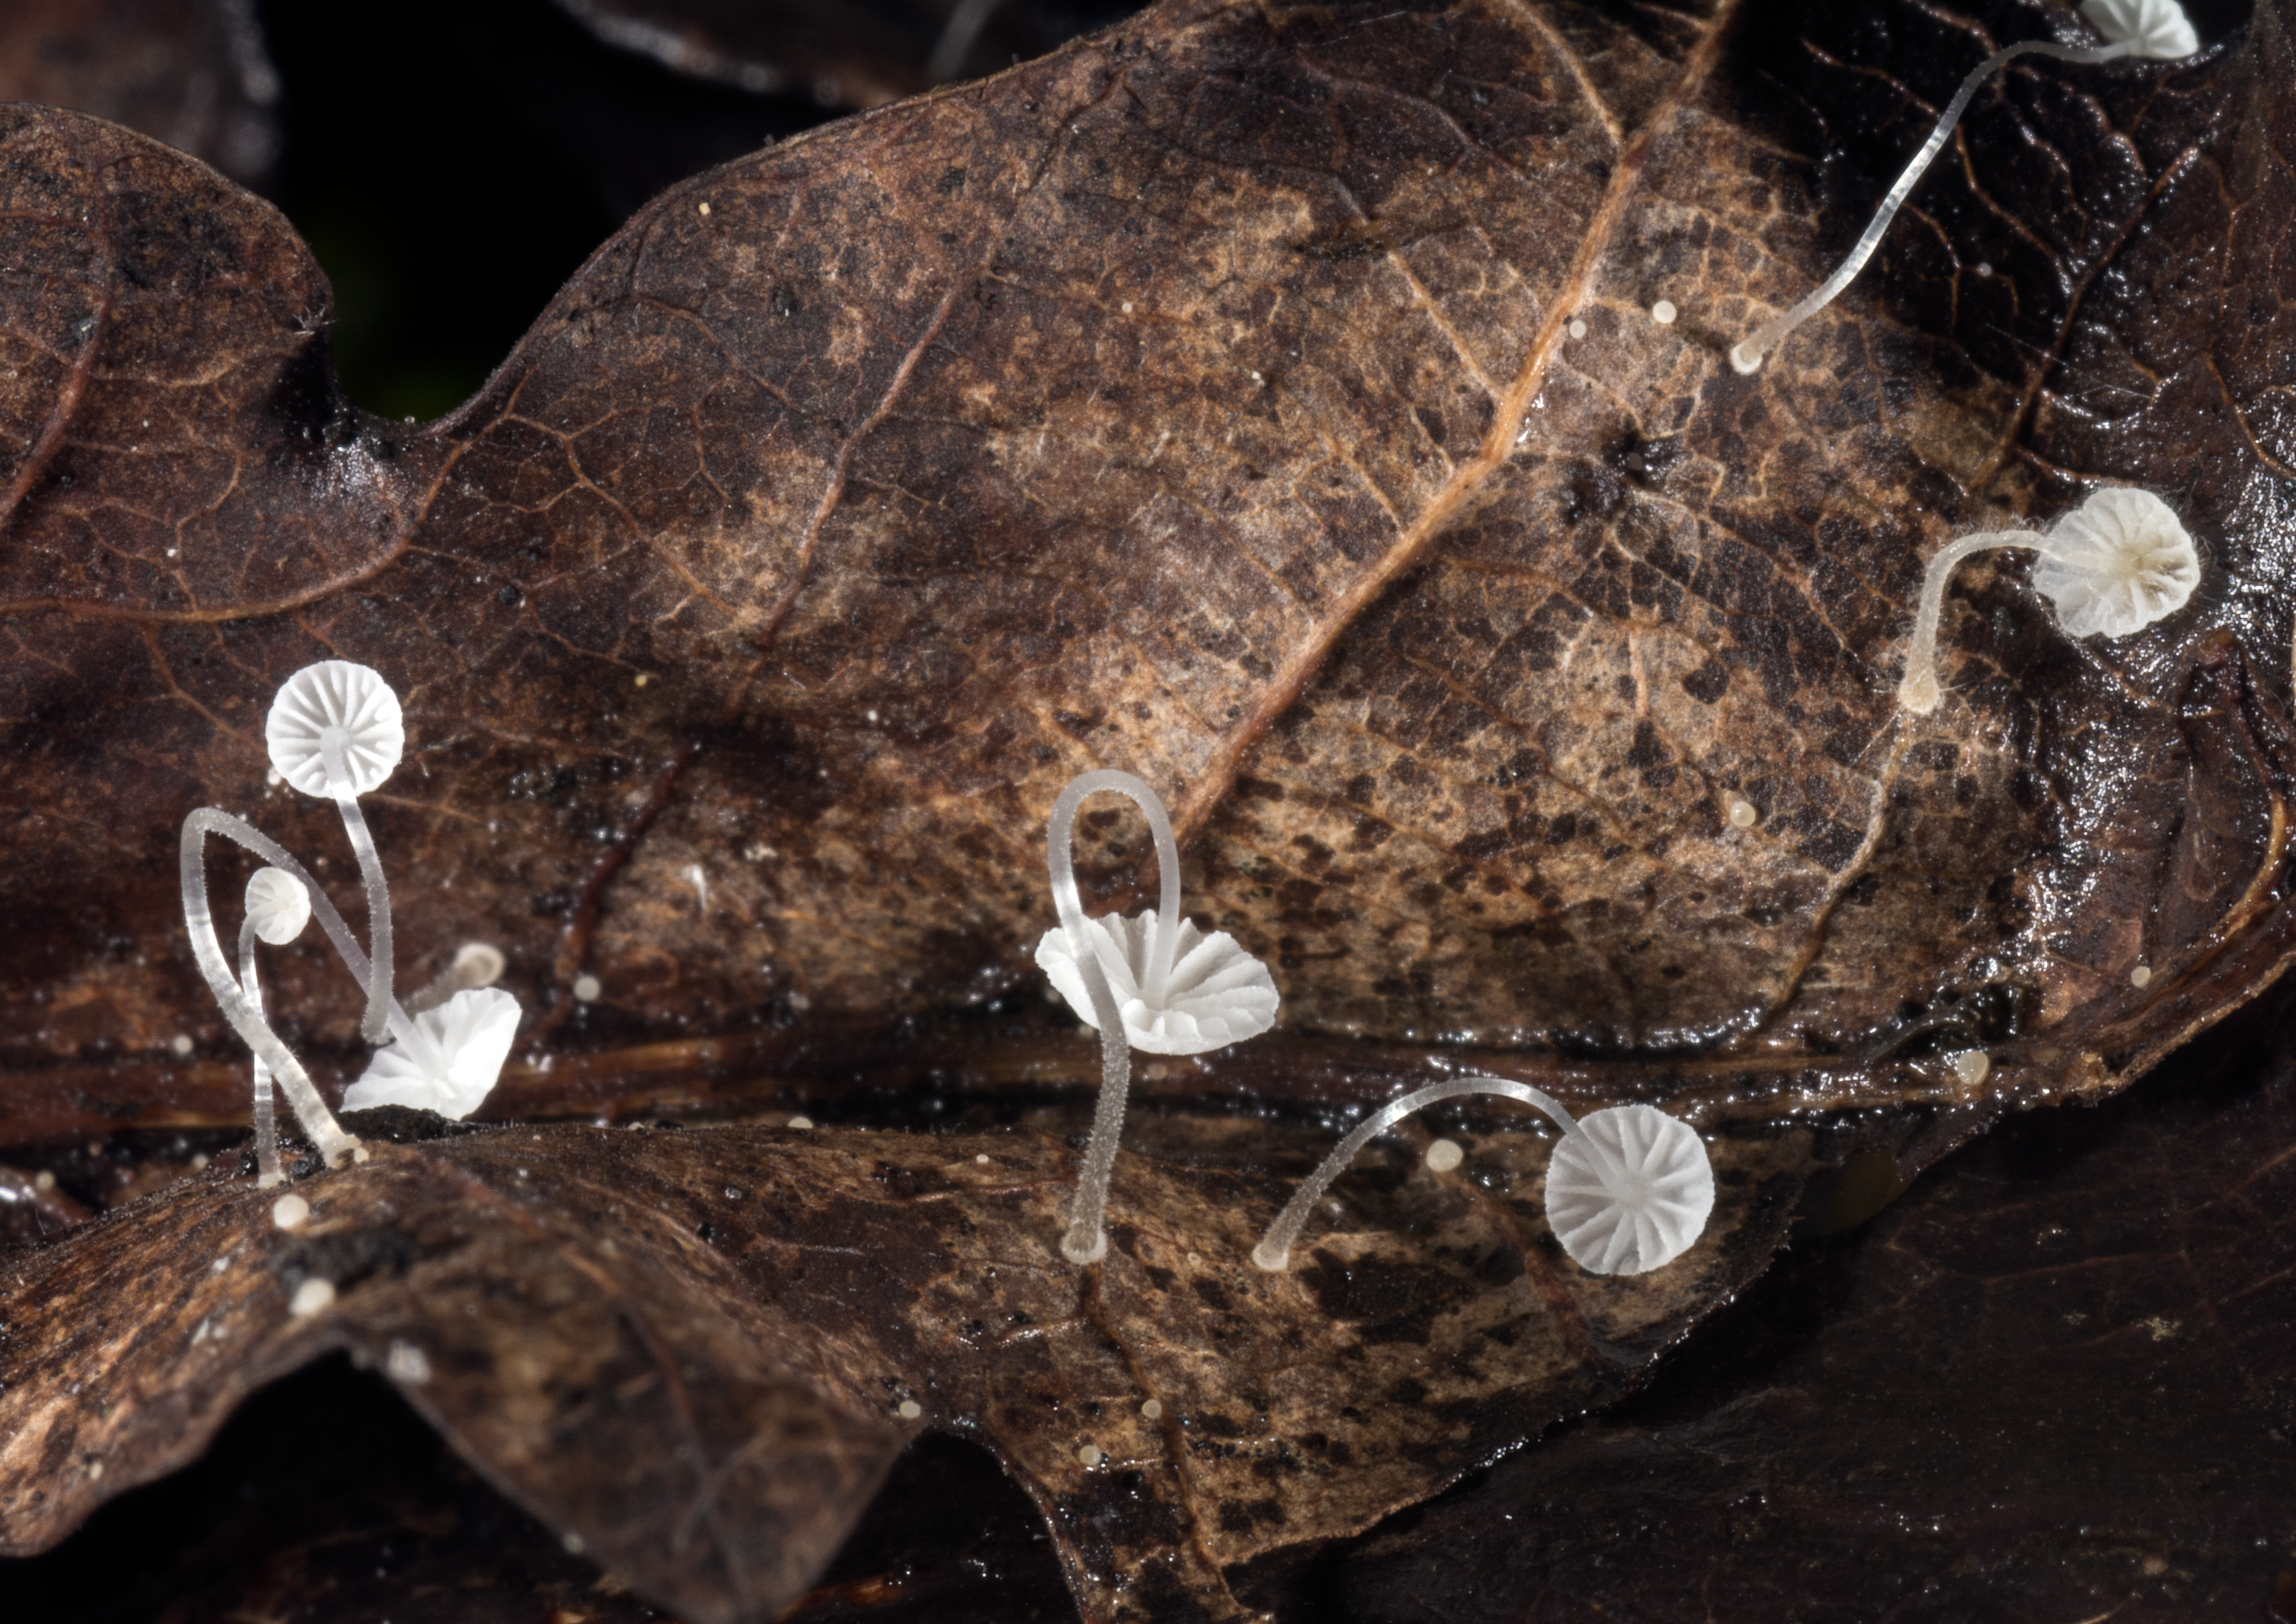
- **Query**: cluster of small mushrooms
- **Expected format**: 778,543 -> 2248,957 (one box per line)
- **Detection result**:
187,0 -> 2209,1283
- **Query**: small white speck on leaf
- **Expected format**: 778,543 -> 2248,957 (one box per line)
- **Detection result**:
288,1278 -> 335,1317
563,1531 -> 586,1555
272,1193 -> 310,1231
634,673 -> 650,687
1727,797 -> 1758,829
1424,1138 -> 1464,1173
1568,317 -> 1587,338
1076,1444 -> 1103,1467
189,1152 -> 208,1171
34,1171 -> 55,1192
698,201 -> 711,216
1140,1399 -> 1163,1420
1950,1050 -> 1991,1087
1974,261 -> 1993,278
897,1399 -> 923,1420
787,1114 -> 815,1130
2131,964 -> 2153,988
975,1153 -> 990,1164
1651,299 -> 1677,324
385,1341 -> 431,1384
170,1034 -> 194,1057
572,974 -> 601,1003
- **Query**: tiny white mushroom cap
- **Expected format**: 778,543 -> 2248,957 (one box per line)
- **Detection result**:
267,660 -> 404,796
1544,1104 -> 1715,1275
342,987 -> 519,1119
244,867 -> 311,946
1034,912 -> 1278,1055
2029,488 -> 2200,639
2081,0 -> 2200,60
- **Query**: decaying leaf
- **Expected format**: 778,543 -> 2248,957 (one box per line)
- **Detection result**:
3,0 -> 2295,1617
1254,983 -> 2296,1621
0,1100 -> 1802,1621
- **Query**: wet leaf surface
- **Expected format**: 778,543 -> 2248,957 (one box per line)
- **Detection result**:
1239,981 -> 2296,1623
2,0 -> 2294,1618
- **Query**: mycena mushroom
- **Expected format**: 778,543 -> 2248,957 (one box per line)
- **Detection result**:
239,867 -> 312,1187
1034,769 -> 1279,1263
1251,1077 -> 1713,1277
267,660 -> 404,1043
1898,487 -> 2200,714
1730,0 -> 2200,376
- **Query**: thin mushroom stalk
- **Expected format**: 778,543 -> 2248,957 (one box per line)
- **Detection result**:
1897,487 -> 2200,714
1252,1076 -> 1714,1277
1035,769 -> 1278,1264
182,810 -> 361,1169
1730,0 -> 2198,376
267,661 -> 406,1043
237,866 -> 313,1187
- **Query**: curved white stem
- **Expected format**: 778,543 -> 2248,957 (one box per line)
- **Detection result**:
1896,528 -> 2047,712
1253,1076 -> 1600,1272
1047,770 -> 1182,1264
182,810 -> 360,1168
238,918 -> 285,1188
1731,39 -> 2134,375
320,727 -> 395,1044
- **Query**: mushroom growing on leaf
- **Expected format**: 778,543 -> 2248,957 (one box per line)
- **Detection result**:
239,867 -> 312,1187
267,660 -> 404,1042
342,987 -> 521,1119
1035,769 -> 1278,1264
1898,487 -> 2200,714
1730,0 -> 2200,375
1251,1077 -> 1713,1277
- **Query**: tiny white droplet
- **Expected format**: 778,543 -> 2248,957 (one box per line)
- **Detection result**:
1727,796 -> 1759,829
2130,964 -> 2153,988
788,991 -> 811,1012
1140,1399 -> 1163,1421
189,1152 -> 209,1171
170,1034 -> 194,1058
272,1193 -> 310,1231
633,673 -> 650,687
1950,1050 -> 1991,1087
34,1171 -> 56,1192
975,1152 -> 990,1164
385,1341 -> 431,1384
865,708 -> 880,724
1568,318 -> 1587,339
897,1399 -> 923,1420
288,1277 -> 335,1317
572,974 -> 602,1003
787,1114 -> 815,1130
86,1461 -> 103,1481
1651,299 -> 1677,325
1076,1443 -> 1103,1467
351,1147 -> 370,1164
697,201 -> 711,217
1974,262 -> 1993,278
1423,1138 -> 1464,1173
563,1531 -> 586,1555
210,1254 -> 229,1273
1121,300 -> 1134,313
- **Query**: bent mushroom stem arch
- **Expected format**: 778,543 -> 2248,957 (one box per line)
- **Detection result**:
1047,769 -> 1182,1265
238,918 -> 283,1186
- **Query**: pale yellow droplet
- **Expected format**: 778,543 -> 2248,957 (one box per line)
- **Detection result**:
271,1193 -> 310,1231
975,1153 -> 990,1164
288,1278 -> 335,1318
2130,964 -> 2153,988
34,1170 -> 56,1192
1950,1050 -> 1991,1088
1076,1443 -> 1103,1467
1140,1399 -> 1163,1421
1727,797 -> 1758,829
1568,317 -> 1587,339
787,1114 -> 815,1131
1651,299 -> 1678,325
697,201 -> 711,217
170,1034 -> 194,1057
1424,1138 -> 1464,1173
572,974 -> 602,1003
897,1399 -> 923,1420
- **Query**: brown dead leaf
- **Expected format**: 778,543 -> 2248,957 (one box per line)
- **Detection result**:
0,1098 -> 1804,1621
3,0 -> 2296,1619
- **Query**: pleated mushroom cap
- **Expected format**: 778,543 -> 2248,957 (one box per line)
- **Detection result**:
2080,0 -> 2200,59
243,867 -> 311,946
1544,1104 -> 1715,1275
267,660 -> 404,796
342,987 -> 520,1119
1035,912 -> 1278,1055
2029,487 -> 2200,639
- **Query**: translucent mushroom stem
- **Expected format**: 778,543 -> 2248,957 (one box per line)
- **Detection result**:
1046,769 -> 1183,1265
237,917 -> 285,1188
182,810 -> 361,1169
1896,528 -> 2047,713
320,727 -> 395,1044
1730,39 -> 2135,375
1253,1077 -> 1586,1272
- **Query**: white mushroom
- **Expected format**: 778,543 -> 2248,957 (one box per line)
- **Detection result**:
342,987 -> 520,1119
1730,0 -> 2199,375
1251,1077 -> 1713,1277
1035,769 -> 1278,1264
238,867 -> 311,1187
1898,487 -> 2199,714
267,661 -> 404,1042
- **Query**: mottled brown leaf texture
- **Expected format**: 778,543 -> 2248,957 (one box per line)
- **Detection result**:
3,0 -> 2294,1618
